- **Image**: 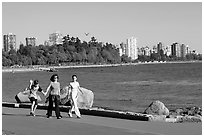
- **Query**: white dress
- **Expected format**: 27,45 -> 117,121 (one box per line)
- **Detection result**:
69,82 -> 80,99
69,81 -> 81,118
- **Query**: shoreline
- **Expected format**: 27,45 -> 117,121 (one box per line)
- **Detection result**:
2,60 -> 202,73
2,102 -> 202,123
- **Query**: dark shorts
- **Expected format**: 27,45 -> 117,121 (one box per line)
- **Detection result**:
29,97 -> 38,105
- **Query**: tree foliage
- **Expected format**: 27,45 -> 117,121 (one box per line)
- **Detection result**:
2,35 -> 123,66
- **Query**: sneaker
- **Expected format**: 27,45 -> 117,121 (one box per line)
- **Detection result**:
57,117 -> 61,119
77,116 -> 81,119
68,113 -> 73,118
30,112 -> 35,116
47,115 -> 51,118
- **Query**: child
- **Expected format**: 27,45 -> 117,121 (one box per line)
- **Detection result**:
27,80 -> 46,116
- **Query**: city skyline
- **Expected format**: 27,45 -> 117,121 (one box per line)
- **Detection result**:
2,2 -> 202,53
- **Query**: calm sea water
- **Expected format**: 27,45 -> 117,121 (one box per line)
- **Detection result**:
2,62 -> 202,113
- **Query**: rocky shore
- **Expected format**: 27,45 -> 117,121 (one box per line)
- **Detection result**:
143,100 -> 202,123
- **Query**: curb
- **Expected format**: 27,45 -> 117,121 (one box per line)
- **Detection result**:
2,102 -> 150,121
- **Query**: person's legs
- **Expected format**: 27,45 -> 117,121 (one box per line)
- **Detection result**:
72,97 -> 81,118
33,100 -> 38,115
47,95 -> 53,118
54,95 -> 61,119
30,97 -> 35,116
68,100 -> 73,117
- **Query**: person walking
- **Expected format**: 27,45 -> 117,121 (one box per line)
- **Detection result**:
67,75 -> 83,118
44,74 -> 62,119
26,79 -> 45,116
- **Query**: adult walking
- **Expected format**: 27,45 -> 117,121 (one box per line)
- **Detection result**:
68,75 -> 83,118
45,74 -> 62,119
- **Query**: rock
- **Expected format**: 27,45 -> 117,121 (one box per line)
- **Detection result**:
148,115 -> 166,122
144,100 -> 169,116
176,115 -> 202,123
175,108 -> 184,115
175,106 -> 202,116
60,86 -> 94,108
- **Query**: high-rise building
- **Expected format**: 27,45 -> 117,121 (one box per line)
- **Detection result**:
25,37 -> 36,46
157,42 -> 163,55
49,31 -> 63,45
164,45 -> 171,56
171,43 -> 177,56
186,45 -> 191,54
3,33 -> 16,52
176,43 -> 181,57
180,44 -> 187,58
126,37 -> 138,60
119,42 -> 126,56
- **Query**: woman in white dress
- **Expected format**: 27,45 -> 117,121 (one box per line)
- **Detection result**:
68,75 -> 83,118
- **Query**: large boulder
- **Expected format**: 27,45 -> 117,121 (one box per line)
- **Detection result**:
144,100 -> 169,116
60,86 -> 94,108
15,90 -> 42,103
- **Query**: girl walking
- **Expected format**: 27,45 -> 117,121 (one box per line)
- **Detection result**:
68,75 -> 83,118
45,74 -> 62,119
26,80 -> 45,116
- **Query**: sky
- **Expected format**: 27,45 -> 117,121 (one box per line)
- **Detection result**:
2,2 -> 202,53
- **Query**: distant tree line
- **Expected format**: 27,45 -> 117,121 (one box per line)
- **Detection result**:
2,35 -> 202,67
2,35 -> 124,66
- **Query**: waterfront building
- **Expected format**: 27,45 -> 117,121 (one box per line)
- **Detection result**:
186,45 -> 191,54
139,46 -> 150,56
157,42 -> 163,55
119,42 -> 126,56
49,31 -> 63,45
164,45 -> 171,56
152,45 -> 157,53
180,44 -> 187,58
3,33 -> 16,52
126,37 -> 138,60
144,46 -> 150,56
176,43 -> 181,57
25,37 -> 36,46
171,42 -> 177,57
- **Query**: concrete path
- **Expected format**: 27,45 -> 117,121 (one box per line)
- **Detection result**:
2,107 -> 202,135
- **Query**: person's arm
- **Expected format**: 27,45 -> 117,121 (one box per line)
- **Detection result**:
39,86 -> 46,96
78,83 -> 83,94
58,83 -> 61,96
23,80 -> 33,93
44,83 -> 51,96
29,80 -> 33,89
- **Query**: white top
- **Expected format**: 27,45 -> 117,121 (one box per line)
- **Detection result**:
69,81 -> 80,92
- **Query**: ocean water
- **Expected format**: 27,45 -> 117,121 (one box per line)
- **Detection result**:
2,62 -> 202,113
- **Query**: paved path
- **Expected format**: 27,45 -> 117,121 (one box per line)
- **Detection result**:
2,107 -> 202,135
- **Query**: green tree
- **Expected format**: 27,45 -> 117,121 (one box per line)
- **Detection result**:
121,55 -> 131,63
